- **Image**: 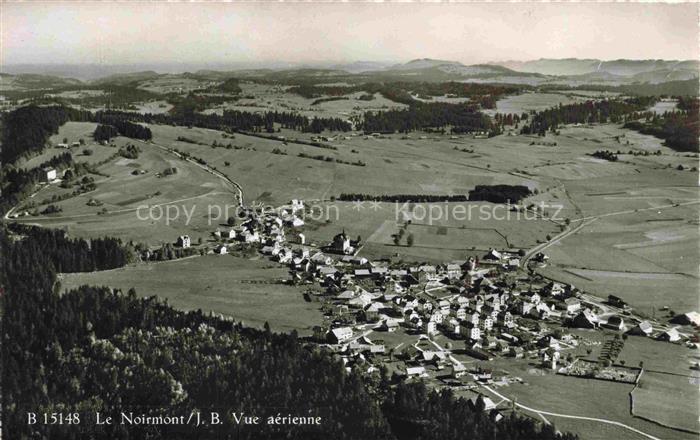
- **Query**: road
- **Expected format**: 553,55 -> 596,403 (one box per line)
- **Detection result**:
522,199 -> 700,270
480,384 -> 662,440
138,139 -> 244,205
4,139 -> 246,223
520,217 -> 598,269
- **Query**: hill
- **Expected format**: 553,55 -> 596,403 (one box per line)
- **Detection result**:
496,58 -> 699,80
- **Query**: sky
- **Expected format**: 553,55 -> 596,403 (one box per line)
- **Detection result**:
2,2 -> 698,68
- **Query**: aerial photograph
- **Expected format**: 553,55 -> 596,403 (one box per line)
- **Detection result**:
1,2 -> 698,440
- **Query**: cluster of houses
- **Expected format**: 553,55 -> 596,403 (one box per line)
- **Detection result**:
171,198 -> 692,383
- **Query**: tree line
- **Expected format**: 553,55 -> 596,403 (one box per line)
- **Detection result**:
1,225 -> 577,440
92,118 -> 152,142
519,98 -> 655,136
6,224 -> 131,272
90,108 -> 351,134
338,193 -> 469,203
623,97 -> 699,152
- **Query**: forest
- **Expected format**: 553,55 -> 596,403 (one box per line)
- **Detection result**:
623,97 -> 699,152
1,105 -> 73,163
288,81 -> 522,108
519,98 -> 655,135
1,225 -> 577,440
91,116 -> 152,141
361,102 -> 494,134
468,185 -> 532,204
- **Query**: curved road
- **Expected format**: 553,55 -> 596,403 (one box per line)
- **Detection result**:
4,139 -> 246,223
137,139 -> 244,205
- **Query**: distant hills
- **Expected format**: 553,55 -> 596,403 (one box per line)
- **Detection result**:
493,58 -> 699,83
1,58 -> 697,93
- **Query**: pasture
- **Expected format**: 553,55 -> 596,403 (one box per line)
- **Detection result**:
631,371 -> 700,434
60,254 -> 323,333
484,92 -> 587,116
299,201 -> 560,262
477,361 -> 692,440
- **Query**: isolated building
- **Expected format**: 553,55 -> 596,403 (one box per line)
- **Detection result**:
43,167 -> 57,182
176,235 -> 191,248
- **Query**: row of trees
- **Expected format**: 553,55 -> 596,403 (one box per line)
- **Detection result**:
468,185 -> 532,204
91,108 -> 351,134
338,193 -> 469,203
1,224 -> 577,440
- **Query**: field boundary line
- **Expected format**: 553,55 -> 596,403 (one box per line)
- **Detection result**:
481,384 -> 663,440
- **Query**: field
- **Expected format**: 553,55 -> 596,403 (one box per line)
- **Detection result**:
60,254 -> 322,333
631,371 -> 700,434
299,201 -> 559,262
470,356 -> 695,440
13,89 -> 700,317
484,92 -> 587,116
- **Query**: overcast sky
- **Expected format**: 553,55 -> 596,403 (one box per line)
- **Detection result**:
3,2 -> 698,67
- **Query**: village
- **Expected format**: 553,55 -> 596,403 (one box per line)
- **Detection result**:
167,197 -> 697,416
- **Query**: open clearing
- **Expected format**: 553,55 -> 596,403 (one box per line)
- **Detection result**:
60,254 -> 322,333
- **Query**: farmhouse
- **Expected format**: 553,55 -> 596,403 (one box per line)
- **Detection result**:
176,235 -> 191,248
628,320 -> 653,336
607,295 -> 627,309
605,315 -> 625,331
483,249 -> 503,261
215,245 -> 228,255
405,366 -> 426,377
43,167 -> 58,182
329,327 -> 354,344
671,311 -> 700,326
657,328 -> 681,343
468,396 -> 496,412
564,298 -> 581,314
451,362 -> 467,378
572,309 -> 599,328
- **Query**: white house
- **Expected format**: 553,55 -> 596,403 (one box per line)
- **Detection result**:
564,298 -> 581,314
405,366 -> 426,377
329,327 -> 353,344
176,235 -> 191,248
461,322 -> 481,341
241,230 -> 260,243
43,167 -> 57,182
446,264 -> 462,279
290,199 -> 304,213
215,245 -> 228,255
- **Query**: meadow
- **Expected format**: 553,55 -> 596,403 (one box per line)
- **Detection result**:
60,254 -> 323,333
14,89 -> 699,316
